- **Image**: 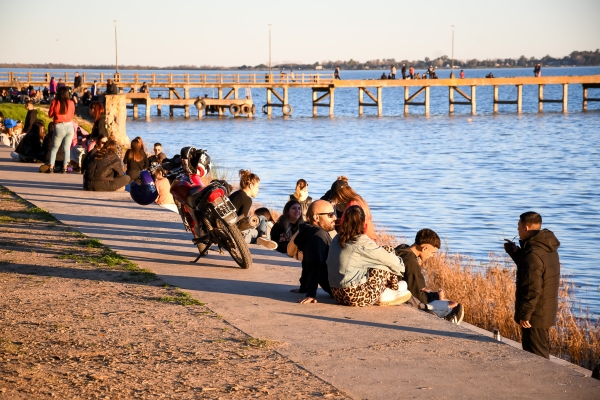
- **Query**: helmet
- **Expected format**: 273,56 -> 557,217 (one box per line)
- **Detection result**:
180,146 -> 211,177
129,170 -> 159,205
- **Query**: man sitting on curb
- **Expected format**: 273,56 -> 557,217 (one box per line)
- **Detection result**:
292,200 -> 336,304
395,228 -> 464,324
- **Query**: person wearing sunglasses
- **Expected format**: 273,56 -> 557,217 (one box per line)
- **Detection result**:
291,200 -> 338,304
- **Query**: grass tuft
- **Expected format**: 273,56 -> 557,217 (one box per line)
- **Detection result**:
77,238 -> 103,248
157,290 -> 205,306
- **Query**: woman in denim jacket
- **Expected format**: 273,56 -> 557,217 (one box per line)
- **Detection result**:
327,205 -> 412,307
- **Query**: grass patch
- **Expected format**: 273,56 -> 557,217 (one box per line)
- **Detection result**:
24,206 -> 57,222
0,103 -> 52,126
157,290 -> 205,306
239,338 -> 277,348
77,238 -> 103,248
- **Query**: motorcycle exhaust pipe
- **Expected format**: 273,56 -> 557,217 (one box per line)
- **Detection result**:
236,215 -> 259,231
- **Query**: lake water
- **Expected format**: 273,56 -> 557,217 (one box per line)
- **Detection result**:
6,66 -> 600,315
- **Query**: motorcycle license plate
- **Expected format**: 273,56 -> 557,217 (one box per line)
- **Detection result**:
214,199 -> 236,218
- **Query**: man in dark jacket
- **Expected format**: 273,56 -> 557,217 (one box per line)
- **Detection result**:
504,211 -> 560,359
106,79 -> 119,95
23,101 -> 38,134
73,72 -> 82,90
293,200 -> 337,304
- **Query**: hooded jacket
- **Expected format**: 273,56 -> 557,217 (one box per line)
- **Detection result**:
507,229 -> 561,328
84,152 -> 125,189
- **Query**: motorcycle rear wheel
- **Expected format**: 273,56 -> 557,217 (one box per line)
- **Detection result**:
215,218 -> 252,269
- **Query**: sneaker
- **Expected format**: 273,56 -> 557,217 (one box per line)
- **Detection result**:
377,288 -> 412,306
444,303 -> 464,325
256,236 -> 278,250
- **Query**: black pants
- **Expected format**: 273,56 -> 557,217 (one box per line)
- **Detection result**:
521,327 -> 549,359
89,175 -> 131,192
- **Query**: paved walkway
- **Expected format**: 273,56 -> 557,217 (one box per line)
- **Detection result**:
0,146 -> 597,399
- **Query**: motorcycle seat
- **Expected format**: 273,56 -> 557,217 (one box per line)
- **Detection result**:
186,185 -> 211,208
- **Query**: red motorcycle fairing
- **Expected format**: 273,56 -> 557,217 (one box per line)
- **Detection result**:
170,174 -> 205,232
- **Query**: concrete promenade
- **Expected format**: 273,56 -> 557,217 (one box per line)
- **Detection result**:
0,146 -> 597,399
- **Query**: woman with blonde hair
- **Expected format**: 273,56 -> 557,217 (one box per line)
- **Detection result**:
289,178 -> 312,220
123,137 -> 148,184
330,185 -> 377,241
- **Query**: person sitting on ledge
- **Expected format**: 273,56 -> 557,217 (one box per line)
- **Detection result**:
330,185 -> 377,242
229,169 -> 277,250
327,205 -> 412,307
12,120 -> 46,163
254,207 -> 275,237
83,139 -> 131,192
289,178 -> 313,220
271,199 -> 304,254
396,228 -> 464,324
292,200 -> 337,304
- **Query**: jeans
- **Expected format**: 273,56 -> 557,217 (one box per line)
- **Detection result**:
49,121 -> 74,167
241,215 -> 269,244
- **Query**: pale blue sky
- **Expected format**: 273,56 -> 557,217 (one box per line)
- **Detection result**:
1,0 -> 598,67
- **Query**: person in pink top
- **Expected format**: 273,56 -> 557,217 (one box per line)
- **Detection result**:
49,77 -> 57,100
47,86 -> 75,173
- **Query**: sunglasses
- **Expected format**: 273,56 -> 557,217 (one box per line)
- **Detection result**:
315,212 -> 336,218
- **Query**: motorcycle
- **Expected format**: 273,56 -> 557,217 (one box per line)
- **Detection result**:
164,147 -> 252,269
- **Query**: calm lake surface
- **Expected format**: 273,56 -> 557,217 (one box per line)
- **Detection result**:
8,66 -> 600,315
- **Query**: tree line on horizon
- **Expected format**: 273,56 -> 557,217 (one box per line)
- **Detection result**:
2,50 -> 598,71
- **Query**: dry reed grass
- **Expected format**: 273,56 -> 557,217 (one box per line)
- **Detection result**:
421,251 -> 600,370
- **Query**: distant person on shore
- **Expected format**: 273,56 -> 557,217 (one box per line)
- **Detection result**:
90,80 -> 98,97
391,65 -> 396,79
292,200 -> 336,304
89,101 -> 108,141
486,72 -> 494,78
331,185 -> 377,242
84,139 -> 130,191
396,228 -> 464,324
460,70 -> 465,79
380,72 -> 388,80
123,137 -> 148,184
401,63 -> 407,79
229,169 -> 277,249
534,64 -> 542,77
148,142 -> 167,165
73,72 -> 82,91
271,199 -> 304,254
47,86 -> 75,174
334,66 -> 341,80
49,77 -> 57,100
504,211 -> 560,359
23,101 -> 38,135
328,205 -> 411,307
290,178 -> 313,220
409,66 -> 414,79
106,79 -> 118,95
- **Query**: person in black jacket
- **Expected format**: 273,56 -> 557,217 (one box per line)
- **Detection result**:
23,101 -> 38,134
105,79 -> 119,95
270,199 -> 304,253
89,101 -> 108,140
84,140 -> 130,191
504,211 -> 560,359
73,72 -> 82,90
292,200 -> 337,304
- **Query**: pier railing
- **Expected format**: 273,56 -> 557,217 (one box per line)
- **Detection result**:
0,71 -> 335,86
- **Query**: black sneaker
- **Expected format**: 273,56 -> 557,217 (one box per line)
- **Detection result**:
445,303 -> 464,325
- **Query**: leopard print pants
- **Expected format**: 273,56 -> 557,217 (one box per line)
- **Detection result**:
331,269 -> 399,307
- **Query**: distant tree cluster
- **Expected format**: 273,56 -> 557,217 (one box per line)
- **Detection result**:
2,50 -> 599,71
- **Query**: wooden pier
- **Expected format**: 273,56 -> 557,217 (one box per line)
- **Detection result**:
1,71 -> 599,118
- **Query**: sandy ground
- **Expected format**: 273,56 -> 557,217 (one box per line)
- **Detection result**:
0,187 -> 347,399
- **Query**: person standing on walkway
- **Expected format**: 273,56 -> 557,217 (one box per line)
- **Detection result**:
47,87 -> 75,173
292,200 -> 337,304
504,211 -> 560,359
390,65 -> 396,79
401,63 -> 407,79
90,80 -> 98,97
73,72 -> 82,91
409,66 -> 414,79
49,77 -> 57,100
334,66 -> 341,80
23,101 -> 38,134
460,70 -> 465,79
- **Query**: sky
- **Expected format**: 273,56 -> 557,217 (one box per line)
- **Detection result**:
1,0 -> 599,67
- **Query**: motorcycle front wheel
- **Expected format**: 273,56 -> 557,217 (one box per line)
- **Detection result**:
215,218 -> 252,269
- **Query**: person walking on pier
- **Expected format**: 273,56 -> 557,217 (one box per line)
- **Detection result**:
401,63 -> 407,79
504,211 -> 560,359
390,65 -> 396,79
334,66 -> 341,80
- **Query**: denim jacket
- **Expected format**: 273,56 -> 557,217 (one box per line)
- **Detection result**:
327,234 -> 405,289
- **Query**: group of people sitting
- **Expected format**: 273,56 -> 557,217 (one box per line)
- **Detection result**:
226,171 -> 464,323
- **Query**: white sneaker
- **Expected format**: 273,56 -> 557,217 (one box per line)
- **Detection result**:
257,236 -> 278,250
377,288 -> 412,306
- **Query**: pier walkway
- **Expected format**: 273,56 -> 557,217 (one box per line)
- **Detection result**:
0,146 -> 597,399
2,71 -> 600,118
